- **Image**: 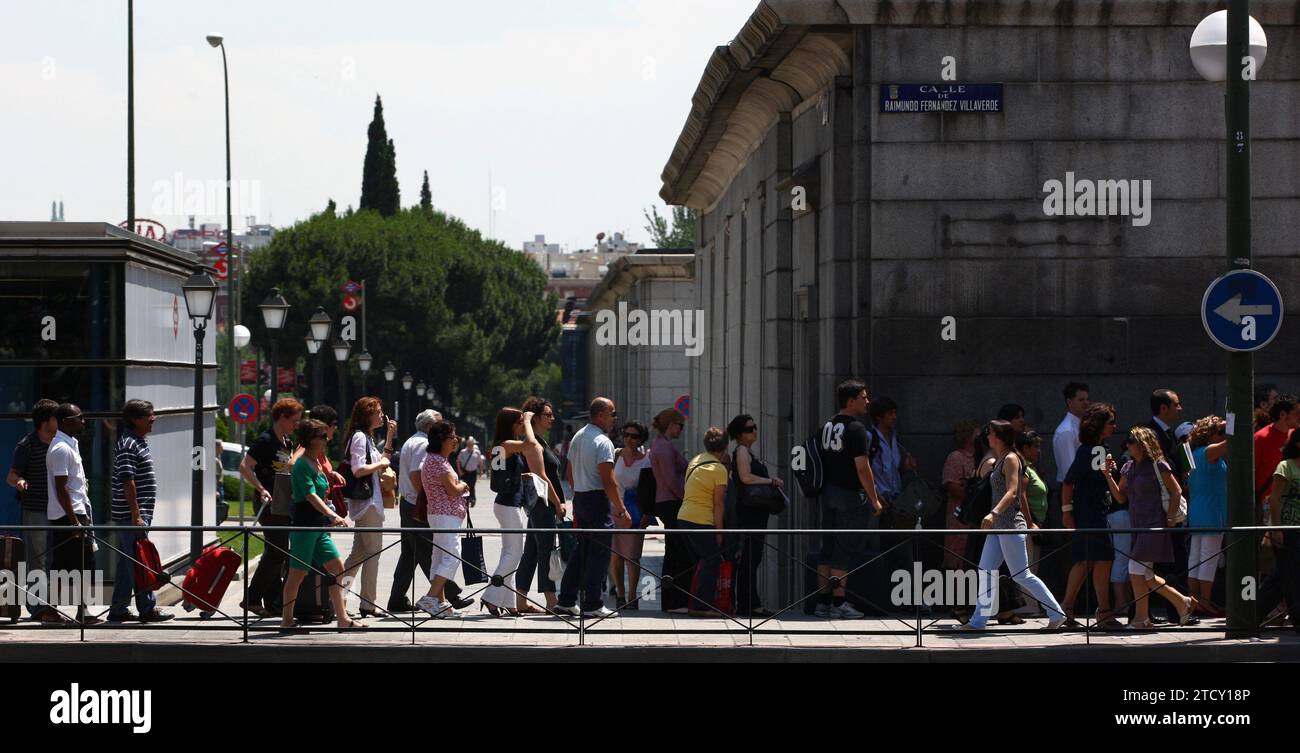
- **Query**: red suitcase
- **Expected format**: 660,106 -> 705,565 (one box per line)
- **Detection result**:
181,545 -> 242,612
132,537 -> 168,592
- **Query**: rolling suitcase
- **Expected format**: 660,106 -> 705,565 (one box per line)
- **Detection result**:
1,536 -> 23,622
181,545 -> 242,613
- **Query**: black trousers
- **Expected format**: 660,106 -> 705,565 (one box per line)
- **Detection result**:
516,503 -> 558,593
48,515 -> 95,614
656,499 -> 693,611
389,500 -> 433,606
247,507 -> 289,610
461,470 -> 478,503
733,506 -> 769,613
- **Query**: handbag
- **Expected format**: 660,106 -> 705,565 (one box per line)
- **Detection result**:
636,466 -> 659,521
380,467 -> 398,509
270,472 -> 294,517
689,558 -> 735,615
1157,461 -> 1188,524
133,536 -> 168,592
413,482 -> 429,524
460,508 -> 489,586
339,433 -> 374,501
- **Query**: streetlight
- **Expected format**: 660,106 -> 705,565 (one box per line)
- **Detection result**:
332,338 -> 351,420
206,31 -> 237,413
305,332 -> 321,405
182,271 -> 217,562
307,306 -> 331,410
357,349 -> 373,394
401,371 -> 414,435
1191,4 -> 1267,636
258,288 -> 290,403
382,362 -> 397,428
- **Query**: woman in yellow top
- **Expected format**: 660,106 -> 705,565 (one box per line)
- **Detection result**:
679,427 -> 730,617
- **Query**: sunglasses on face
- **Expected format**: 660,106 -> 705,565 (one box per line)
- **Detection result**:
743,425 -> 757,433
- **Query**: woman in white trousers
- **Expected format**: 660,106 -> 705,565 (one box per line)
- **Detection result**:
481,407 -> 549,616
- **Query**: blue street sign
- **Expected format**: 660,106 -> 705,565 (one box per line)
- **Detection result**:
1201,270 -> 1284,352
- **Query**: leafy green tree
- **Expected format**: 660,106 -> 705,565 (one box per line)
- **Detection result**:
360,95 -> 400,216
242,207 -> 558,418
642,205 -> 697,248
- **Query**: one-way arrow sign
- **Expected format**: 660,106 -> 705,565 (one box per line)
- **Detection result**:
1201,270 -> 1284,353
1213,293 -> 1274,325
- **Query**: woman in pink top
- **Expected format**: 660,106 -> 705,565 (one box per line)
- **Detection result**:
651,408 -> 690,612
417,420 -> 469,618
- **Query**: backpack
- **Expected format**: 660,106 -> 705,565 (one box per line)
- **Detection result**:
791,432 -> 824,499
489,450 -> 522,495
955,468 -> 993,526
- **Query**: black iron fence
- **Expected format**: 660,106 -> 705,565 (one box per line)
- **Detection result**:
0,521 -> 1296,646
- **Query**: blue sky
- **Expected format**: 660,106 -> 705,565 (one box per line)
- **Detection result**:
3,0 -> 758,249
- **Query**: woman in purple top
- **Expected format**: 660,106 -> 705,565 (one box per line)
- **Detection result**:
651,408 -> 690,612
1103,425 -> 1197,629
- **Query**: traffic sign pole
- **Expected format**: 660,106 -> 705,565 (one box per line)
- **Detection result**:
1224,0 -> 1254,638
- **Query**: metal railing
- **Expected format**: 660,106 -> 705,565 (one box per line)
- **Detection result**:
1,520 -> 1296,646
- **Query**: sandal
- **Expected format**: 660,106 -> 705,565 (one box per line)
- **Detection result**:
996,612 -> 1025,625
516,604 -> 546,615
337,620 -> 368,631
1127,619 -> 1156,630
1178,597 -> 1200,627
1095,616 -> 1125,630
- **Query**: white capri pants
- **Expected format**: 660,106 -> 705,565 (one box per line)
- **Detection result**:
428,514 -> 464,582
1187,533 -> 1224,582
482,503 -> 526,609
1128,558 -> 1157,580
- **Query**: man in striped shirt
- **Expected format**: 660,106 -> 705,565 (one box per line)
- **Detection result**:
109,399 -> 172,623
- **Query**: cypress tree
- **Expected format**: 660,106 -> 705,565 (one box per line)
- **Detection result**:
360,95 -> 393,214
380,138 -> 400,216
419,171 -> 432,212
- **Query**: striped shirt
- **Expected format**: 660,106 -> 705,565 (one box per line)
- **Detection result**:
112,431 -> 156,521
10,432 -> 50,513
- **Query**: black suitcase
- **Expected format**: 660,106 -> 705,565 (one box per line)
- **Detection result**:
293,571 -> 335,624
1,536 -> 22,622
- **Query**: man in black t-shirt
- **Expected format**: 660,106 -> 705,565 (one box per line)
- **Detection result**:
5,399 -> 63,622
238,399 -> 303,616
815,380 -> 884,620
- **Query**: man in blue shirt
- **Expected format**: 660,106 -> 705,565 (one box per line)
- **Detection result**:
109,400 -> 173,623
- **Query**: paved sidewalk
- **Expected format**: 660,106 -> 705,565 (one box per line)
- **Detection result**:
3,476 -> 1299,660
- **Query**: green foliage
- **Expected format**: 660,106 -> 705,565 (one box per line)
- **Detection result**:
216,413 -> 230,442
360,95 -> 400,217
242,207 -> 559,419
642,205 -> 697,249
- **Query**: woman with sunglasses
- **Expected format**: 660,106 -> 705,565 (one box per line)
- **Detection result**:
417,420 -> 470,618
609,420 -> 653,608
727,414 -> 783,617
516,397 -> 567,614
1105,425 -> 1197,629
483,407 -> 548,616
1185,416 -> 1228,617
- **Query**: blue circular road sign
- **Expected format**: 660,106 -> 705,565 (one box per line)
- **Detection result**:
1201,270 -> 1284,352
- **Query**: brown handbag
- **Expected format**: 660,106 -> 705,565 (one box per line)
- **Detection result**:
413,483 -> 429,524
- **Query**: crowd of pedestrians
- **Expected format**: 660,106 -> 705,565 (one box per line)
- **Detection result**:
4,377 -> 1298,634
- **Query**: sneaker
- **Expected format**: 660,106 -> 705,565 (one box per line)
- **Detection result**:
107,611 -> 138,623
551,604 -> 580,617
139,609 -> 175,623
831,603 -> 865,620
416,596 -> 447,617
814,603 -> 833,618
582,606 -> 619,618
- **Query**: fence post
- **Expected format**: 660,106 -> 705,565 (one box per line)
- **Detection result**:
242,525 -> 249,643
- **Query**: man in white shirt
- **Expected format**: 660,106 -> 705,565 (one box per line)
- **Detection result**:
456,437 -> 485,504
1053,382 -> 1090,484
555,397 -> 629,618
45,404 -> 101,625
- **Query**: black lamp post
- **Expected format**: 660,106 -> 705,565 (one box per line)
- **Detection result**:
358,349 -> 373,396
332,338 -> 352,424
258,288 -> 290,404
206,32 -> 237,401
401,371 -> 414,435
382,361 -> 397,429
304,332 -> 320,405
182,271 -> 218,562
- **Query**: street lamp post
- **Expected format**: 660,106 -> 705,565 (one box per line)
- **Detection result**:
206,32 -> 237,407
333,339 -> 352,424
182,272 -> 218,562
308,306 -> 332,410
382,361 -> 396,430
258,288 -> 290,405
401,372 -> 413,435
358,349 -> 373,396
304,333 -> 320,405
1191,4 -> 1267,636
